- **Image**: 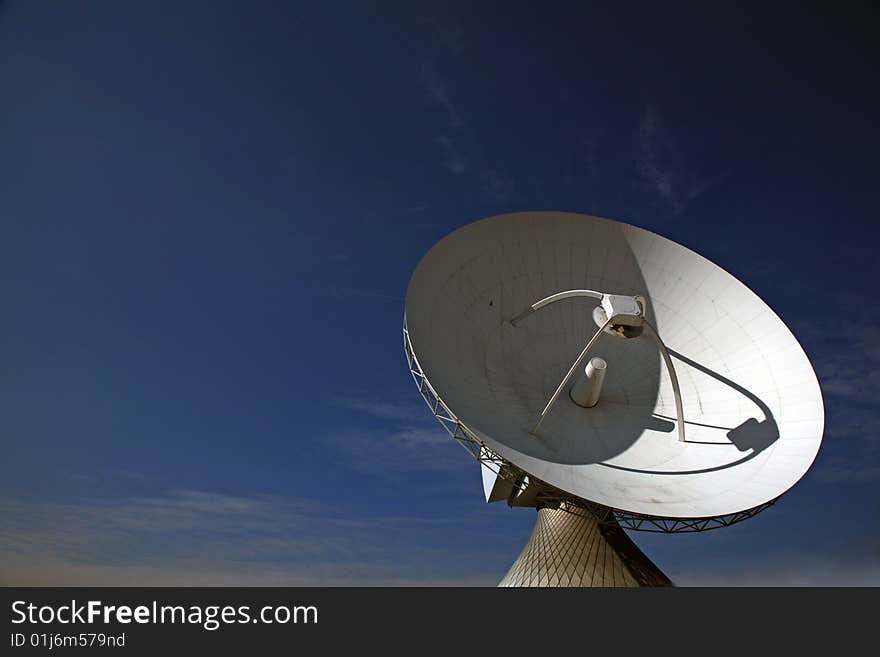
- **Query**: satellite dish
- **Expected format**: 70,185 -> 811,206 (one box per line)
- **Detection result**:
404,211 -> 824,586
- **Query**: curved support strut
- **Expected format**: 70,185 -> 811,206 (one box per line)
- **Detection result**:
642,321 -> 686,442
510,289 -> 603,326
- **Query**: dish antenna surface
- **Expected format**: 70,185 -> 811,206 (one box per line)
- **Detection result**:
404,211 -> 824,586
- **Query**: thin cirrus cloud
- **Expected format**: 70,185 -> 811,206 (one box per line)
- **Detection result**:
418,43 -> 516,202
328,427 -> 466,472
674,554 -> 880,586
419,60 -> 464,130
328,395 -> 428,422
635,105 -> 714,215
326,394 -> 468,471
813,324 -> 880,407
0,489 -> 508,586
789,310 -> 880,482
435,134 -> 467,175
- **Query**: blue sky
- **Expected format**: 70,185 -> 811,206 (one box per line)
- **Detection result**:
1,1 -> 877,585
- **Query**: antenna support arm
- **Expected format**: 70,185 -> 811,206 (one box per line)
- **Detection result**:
510,289 -> 603,326
533,316 -> 612,433
642,320 -> 686,442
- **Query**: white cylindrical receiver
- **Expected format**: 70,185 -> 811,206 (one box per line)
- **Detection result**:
570,357 -> 607,408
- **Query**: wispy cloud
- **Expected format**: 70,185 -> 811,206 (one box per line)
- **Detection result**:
479,169 -> 517,203
328,426 -> 466,472
0,559 -> 498,587
435,134 -> 467,174
636,105 -> 715,215
814,465 -> 880,483
794,313 -> 880,482
813,325 -> 880,407
417,19 -> 516,203
323,383 -> 482,482
419,60 -> 463,129
422,13 -> 465,55
675,554 -> 880,586
324,285 -> 403,302
0,489 -> 511,586
328,396 -> 427,422
326,394 -> 468,471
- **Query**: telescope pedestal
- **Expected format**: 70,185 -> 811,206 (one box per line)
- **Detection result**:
498,506 -> 671,587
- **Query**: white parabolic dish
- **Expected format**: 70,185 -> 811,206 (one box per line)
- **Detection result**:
405,212 -> 824,519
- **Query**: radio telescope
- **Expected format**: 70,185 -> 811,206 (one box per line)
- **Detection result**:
404,211 -> 824,586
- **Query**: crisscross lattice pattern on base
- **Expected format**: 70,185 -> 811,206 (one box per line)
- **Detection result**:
498,506 -> 672,587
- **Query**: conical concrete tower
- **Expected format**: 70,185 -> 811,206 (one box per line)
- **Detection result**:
499,505 -> 671,587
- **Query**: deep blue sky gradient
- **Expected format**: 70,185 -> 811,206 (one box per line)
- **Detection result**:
1,1 -> 877,585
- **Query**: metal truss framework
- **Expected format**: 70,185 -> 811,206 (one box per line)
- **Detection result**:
404,318 -> 778,534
